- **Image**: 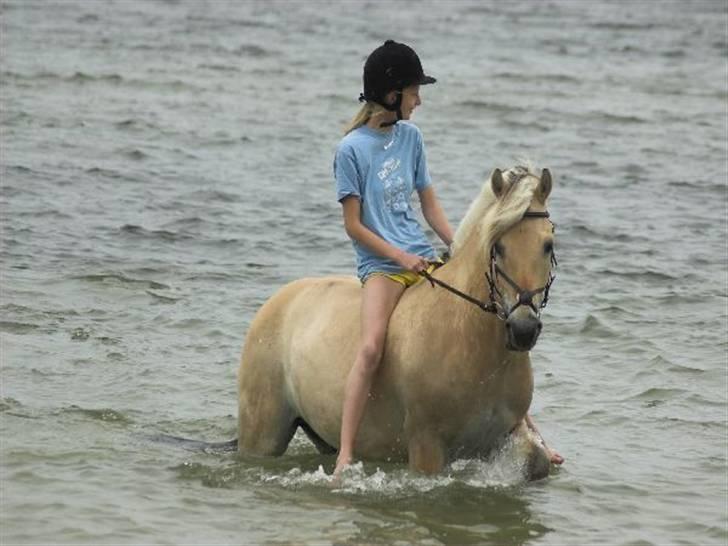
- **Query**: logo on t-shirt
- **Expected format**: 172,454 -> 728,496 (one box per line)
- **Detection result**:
378,158 -> 400,181
378,157 -> 408,213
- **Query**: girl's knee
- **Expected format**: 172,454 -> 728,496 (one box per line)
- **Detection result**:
356,341 -> 384,374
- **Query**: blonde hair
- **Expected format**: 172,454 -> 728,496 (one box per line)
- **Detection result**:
343,101 -> 389,134
452,166 -> 542,256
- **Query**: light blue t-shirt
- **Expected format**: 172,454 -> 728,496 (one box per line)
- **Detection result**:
334,122 -> 437,281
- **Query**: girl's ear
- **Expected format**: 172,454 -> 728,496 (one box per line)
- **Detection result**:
383,90 -> 398,106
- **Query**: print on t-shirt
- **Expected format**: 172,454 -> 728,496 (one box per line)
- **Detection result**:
378,157 -> 408,213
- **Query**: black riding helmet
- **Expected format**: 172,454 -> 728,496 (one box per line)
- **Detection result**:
359,40 -> 436,126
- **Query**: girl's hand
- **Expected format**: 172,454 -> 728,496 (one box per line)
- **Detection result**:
395,251 -> 429,274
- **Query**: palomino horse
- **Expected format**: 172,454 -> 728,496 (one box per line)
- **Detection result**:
238,166 -> 557,480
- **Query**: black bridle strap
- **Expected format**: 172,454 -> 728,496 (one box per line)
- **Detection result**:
522,211 -> 550,219
420,269 -> 498,314
419,209 -> 555,317
489,264 -> 549,315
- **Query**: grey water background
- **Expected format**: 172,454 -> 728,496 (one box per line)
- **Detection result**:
1,0 -> 726,544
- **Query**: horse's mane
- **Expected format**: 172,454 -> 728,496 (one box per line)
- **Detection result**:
452,165 -> 543,255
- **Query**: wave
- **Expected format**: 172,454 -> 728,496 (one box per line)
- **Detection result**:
119,224 -> 193,242
117,147 -> 150,161
587,111 -> 648,125
184,13 -> 275,30
595,268 -> 677,282
627,387 -> 687,402
666,363 -> 707,375
76,13 -> 99,24
492,71 -> 582,85
1,70 -> 205,92
113,119 -> 161,132
578,314 -> 619,338
196,63 -> 240,73
74,272 -> 170,290
85,167 -> 140,183
631,354 -> 686,380
68,71 -> 124,84
457,100 -> 526,114
63,405 -> 135,425
0,320 -> 40,334
146,290 -> 181,304
0,397 -> 23,413
184,189 -> 242,203
589,21 -> 657,31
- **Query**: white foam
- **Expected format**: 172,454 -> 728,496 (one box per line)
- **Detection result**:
258,437 -> 529,496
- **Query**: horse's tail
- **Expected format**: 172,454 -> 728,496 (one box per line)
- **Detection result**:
146,433 -> 238,453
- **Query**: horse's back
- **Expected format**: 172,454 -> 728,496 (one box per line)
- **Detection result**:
240,274 -> 360,366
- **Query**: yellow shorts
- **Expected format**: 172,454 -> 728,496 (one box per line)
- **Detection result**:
364,261 -> 441,287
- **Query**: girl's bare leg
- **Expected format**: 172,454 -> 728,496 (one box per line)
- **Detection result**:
334,276 -> 406,476
525,414 -> 564,465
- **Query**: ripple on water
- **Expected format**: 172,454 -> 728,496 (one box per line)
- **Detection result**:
577,314 -> 621,338
74,272 -> 170,291
0,320 -> 41,334
0,397 -> 24,414
626,387 -> 688,408
62,405 -> 135,426
118,224 -> 193,242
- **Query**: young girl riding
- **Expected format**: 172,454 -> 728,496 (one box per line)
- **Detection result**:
333,40 -> 562,476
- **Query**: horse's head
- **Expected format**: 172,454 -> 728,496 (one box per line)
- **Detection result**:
486,167 -> 555,351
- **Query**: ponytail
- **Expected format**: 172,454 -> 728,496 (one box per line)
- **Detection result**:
343,101 -> 388,134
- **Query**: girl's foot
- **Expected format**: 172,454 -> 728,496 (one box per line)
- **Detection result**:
333,454 -> 353,478
545,446 -> 564,465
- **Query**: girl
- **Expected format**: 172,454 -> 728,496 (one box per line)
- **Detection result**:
333,41 -> 561,476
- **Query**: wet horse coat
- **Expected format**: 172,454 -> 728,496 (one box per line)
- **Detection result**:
237,166 -> 556,479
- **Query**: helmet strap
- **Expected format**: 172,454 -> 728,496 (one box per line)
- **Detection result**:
379,91 -> 403,127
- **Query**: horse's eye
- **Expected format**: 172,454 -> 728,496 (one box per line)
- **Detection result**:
544,241 -> 554,255
494,242 -> 505,257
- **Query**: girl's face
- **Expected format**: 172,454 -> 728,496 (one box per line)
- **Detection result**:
399,85 -> 422,119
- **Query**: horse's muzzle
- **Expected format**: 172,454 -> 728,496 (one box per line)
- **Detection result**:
505,315 -> 543,351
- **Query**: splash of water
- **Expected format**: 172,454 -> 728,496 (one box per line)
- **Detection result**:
258,437 -> 529,496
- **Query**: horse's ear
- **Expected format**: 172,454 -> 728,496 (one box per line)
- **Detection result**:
491,168 -> 505,197
537,168 -> 552,203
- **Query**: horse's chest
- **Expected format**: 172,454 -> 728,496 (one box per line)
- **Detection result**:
451,403 -> 516,456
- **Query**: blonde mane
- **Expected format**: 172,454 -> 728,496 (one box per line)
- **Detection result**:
452,165 -> 544,255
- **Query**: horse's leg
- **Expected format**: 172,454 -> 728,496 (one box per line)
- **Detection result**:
407,431 -> 446,475
510,420 -> 551,480
238,342 -> 297,456
238,390 -> 297,456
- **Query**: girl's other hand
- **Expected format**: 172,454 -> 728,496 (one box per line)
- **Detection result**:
395,251 -> 429,274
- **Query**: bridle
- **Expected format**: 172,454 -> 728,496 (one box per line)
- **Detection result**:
421,210 -> 557,320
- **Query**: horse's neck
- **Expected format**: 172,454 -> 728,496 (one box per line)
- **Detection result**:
404,251 -> 529,392
414,234 -> 504,344
437,231 -> 492,310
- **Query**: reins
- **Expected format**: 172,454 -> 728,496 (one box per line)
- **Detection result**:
420,269 -> 499,314
420,210 -> 556,320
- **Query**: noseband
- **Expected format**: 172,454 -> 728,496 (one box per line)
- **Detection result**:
421,210 -> 557,320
